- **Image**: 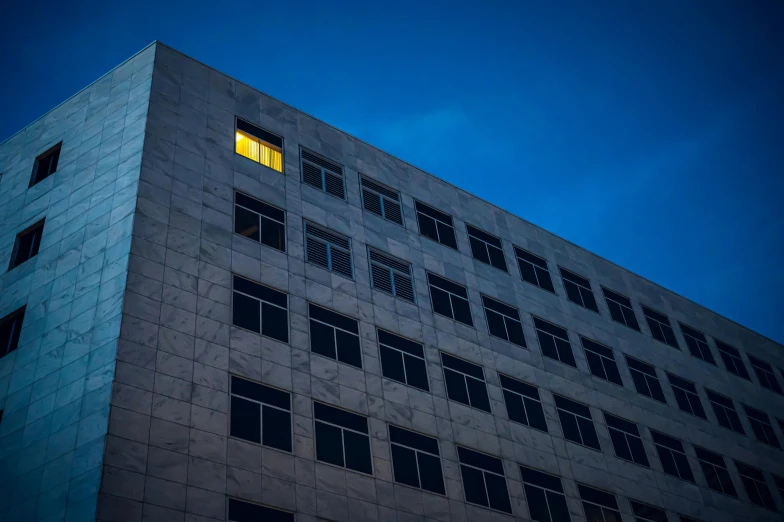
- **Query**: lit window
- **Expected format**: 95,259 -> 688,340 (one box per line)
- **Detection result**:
235,118 -> 283,172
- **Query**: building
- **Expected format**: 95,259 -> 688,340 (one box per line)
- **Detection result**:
0,41 -> 783,522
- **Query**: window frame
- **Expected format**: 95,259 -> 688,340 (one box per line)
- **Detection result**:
735,460 -> 777,510
625,355 -> 667,404
714,340 -> 751,380
456,445 -> 513,514
553,394 -> 601,451
368,247 -> 415,302
227,498 -> 294,522
601,286 -> 641,331
359,175 -> 404,226
666,372 -> 707,420
577,483 -> 622,522
304,221 -> 354,279
519,465 -> 571,522
313,401 -> 373,475
640,305 -> 679,348
427,272 -> 473,327
466,224 -> 508,272
377,329 -> 429,392
233,191 -> 286,252
231,275 -> 289,343
532,316 -> 576,367
514,247 -> 555,293
580,336 -> 623,386
308,303 -> 362,369
414,200 -> 458,250
559,266 -> 599,313
678,323 -> 716,365
629,500 -> 668,522
0,306 -> 26,359
440,352 -> 491,413
704,389 -> 744,435
388,424 -> 446,495
743,404 -> 781,448
9,218 -> 45,270
229,375 -> 292,452
650,430 -> 695,483
481,295 -> 526,347
300,147 -> 346,199
693,446 -> 737,498
234,118 -> 284,173
29,142 -> 62,187
748,355 -> 783,394
603,412 -> 650,468
499,374 -> 548,433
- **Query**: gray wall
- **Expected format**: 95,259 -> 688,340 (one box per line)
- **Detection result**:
0,45 -> 153,521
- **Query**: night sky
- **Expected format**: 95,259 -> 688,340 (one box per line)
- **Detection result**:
1,1 -> 782,343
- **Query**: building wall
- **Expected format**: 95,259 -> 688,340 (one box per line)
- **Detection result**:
0,45 -> 154,521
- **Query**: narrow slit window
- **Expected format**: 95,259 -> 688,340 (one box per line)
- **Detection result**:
228,498 -> 294,522
519,466 -> 571,522
559,267 -> 599,312
230,376 -> 292,452
580,337 -> 623,386
235,119 -> 283,172
369,248 -> 415,302
9,219 -> 45,270
515,248 -> 555,293
314,402 -> 372,475
532,317 -> 576,367
427,273 -> 473,326
743,405 -> 780,448
441,352 -> 491,413
305,222 -> 353,278
603,412 -> 649,467
601,287 -> 640,331
678,323 -> 716,365
301,148 -> 345,199
378,329 -> 429,391
748,355 -> 783,394
704,389 -> 744,434
714,340 -> 750,380
467,225 -> 507,271
232,275 -> 289,343
630,500 -> 668,522
389,425 -> 445,495
309,304 -> 362,369
666,372 -> 706,419
481,295 -> 526,347
735,461 -> 776,510
234,192 -> 286,252
577,484 -> 621,522
694,447 -> 737,497
641,306 -> 679,348
0,306 -> 26,359
650,430 -> 695,483
499,374 -> 548,432
360,176 -> 403,225
414,201 -> 457,249
457,446 -> 512,514
29,142 -> 62,187
553,394 -> 601,450
625,356 -> 667,403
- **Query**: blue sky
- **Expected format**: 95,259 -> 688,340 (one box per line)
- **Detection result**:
2,1 -> 783,343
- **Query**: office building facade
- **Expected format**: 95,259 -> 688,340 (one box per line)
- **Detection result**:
0,42 -> 783,522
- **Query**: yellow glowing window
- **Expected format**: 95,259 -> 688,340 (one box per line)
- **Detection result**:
235,119 -> 283,173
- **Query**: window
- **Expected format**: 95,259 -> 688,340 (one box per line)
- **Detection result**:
735,461 -> 776,510
368,248 -> 414,302
694,447 -> 737,497
519,466 -> 571,522
230,376 -> 291,452
228,498 -> 293,522
553,395 -> 600,450
9,219 -> 45,270
29,142 -> 61,187
361,176 -> 403,225
601,287 -> 640,331
232,275 -> 288,342
441,352 -> 491,413
580,337 -> 623,386
773,474 -> 784,502
309,304 -> 361,369
704,389 -> 744,434
650,430 -> 694,482
641,306 -> 678,348
314,402 -> 372,474
415,201 -> 457,249
378,329 -> 429,391
234,192 -> 285,251
603,413 -> 649,467
499,374 -> 548,432
630,501 -> 667,522
743,405 -> 781,448
679,517 -> 704,522
456,446 -> 512,513
467,225 -> 507,271
389,425 -> 445,494
304,222 -> 353,278
235,119 -> 283,172
625,356 -> 666,403
559,267 -> 598,312
427,273 -> 473,326
301,148 -> 345,199
577,484 -> 621,522
666,373 -> 706,419
1,306 -> 25,359
514,248 -> 554,292
678,323 -> 716,365
714,340 -> 750,380
481,295 -> 526,347
532,317 -> 576,367
748,355 -> 783,394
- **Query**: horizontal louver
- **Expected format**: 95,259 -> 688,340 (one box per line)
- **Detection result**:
324,172 -> 345,199
302,162 -> 322,189
301,149 -> 345,199
361,176 -> 403,225
362,189 -> 383,215
369,249 -> 414,302
305,223 -> 353,278
305,237 -> 329,268
330,249 -> 353,278
371,264 -> 394,293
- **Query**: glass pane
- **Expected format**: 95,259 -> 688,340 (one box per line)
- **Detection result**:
505,317 -> 526,347
336,330 -> 362,368
485,309 -> 508,340
539,333 -> 559,360
430,287 -> 453,318
577,417 -> 600,450
628,436 -> 650,467
236,130 -> 260,162
417,214 -> 439,242
605,361 -> 623,386
437,221 -> 457,249
524,485 -> 550,522
488,247 -> 508,271
582,290 -> 599,312
258,141 -> 283,172
518,261 -> 538,285
451,296 -> 473,326
418,452 -> 445,495
585,351 -> 607,380
261,217 -> 285,251
310,321 -> 337,359
233,293 -> 260,333
606,301 -> 625,324
546,490 -> 571,522
555,339 -> 576,367
263,406 -> 291,452
648,378 -> 667,403
391,444 -> 420,488
231,396 -> 261,443
609,430 -> 632,461
466,378 -> 491,412
559,412 -> 581,444
485,472 -> 512,513
315,422 -> 344,467
535,267 -> 554,292
564,281 -> 583,305
657,448 -> 679,477
444,369 -> 470,405
403,354 -> 429,391
262,302 -> 288,343
380,346 -> 406,383
525,397 -> 548,432
344,431 -> 372,474
235,206 -> 260,241
460,465 -> 489,507
631,371 -> 651,397
503,391 -> 527,425
582,503 -> 604,522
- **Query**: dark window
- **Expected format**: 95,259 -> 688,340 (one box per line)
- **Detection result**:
301,148 -> 344,199
679,517 -> 704,522
519,466 -> 571,522
427,273 -> 473,326
772,474 -> 784,502
714,340 -> 750,380
735,461 -> 776,510
235,118 -> 283,172
694,447 -> 737,497
1,306 -> 26,359
514,248 -> 554,293
601,287 -> 640,331
232,275 -> 288,342
234,192 -> 285,252
228,498 -> 293,522
360,176 -> 403,225
559,267 -> 598,312
29,142 -> 61,187
666,373 -> 706,419
630,500 -> 667,522
467,225 -> 507,271
499,374 -> 548,432
577,484 -> 621,522
650,430 -> 695,482
748,355 -> 783,394
378,329 -> 429,391
625,356 -> 666,403
678,323 -> 716,365
743,405 -> 780,448
553,395 -> 600,450
314,402 -> 372,474
389,425 -> 445,494
309,304 -> 361,369
305,222 -> 353,278
641,306 -> 678,348
369,248 -> 414,302
482,295 -> 526,347
704,389 -> 744,434
441,352 -> 491,413
230,376 -> 291,452
580,337 -> 623,386
603,413 -> 649,467
415,201 -> 457,249
457,446 -> 512,513
9,219 -> 45,270
532,317 -> 576,367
